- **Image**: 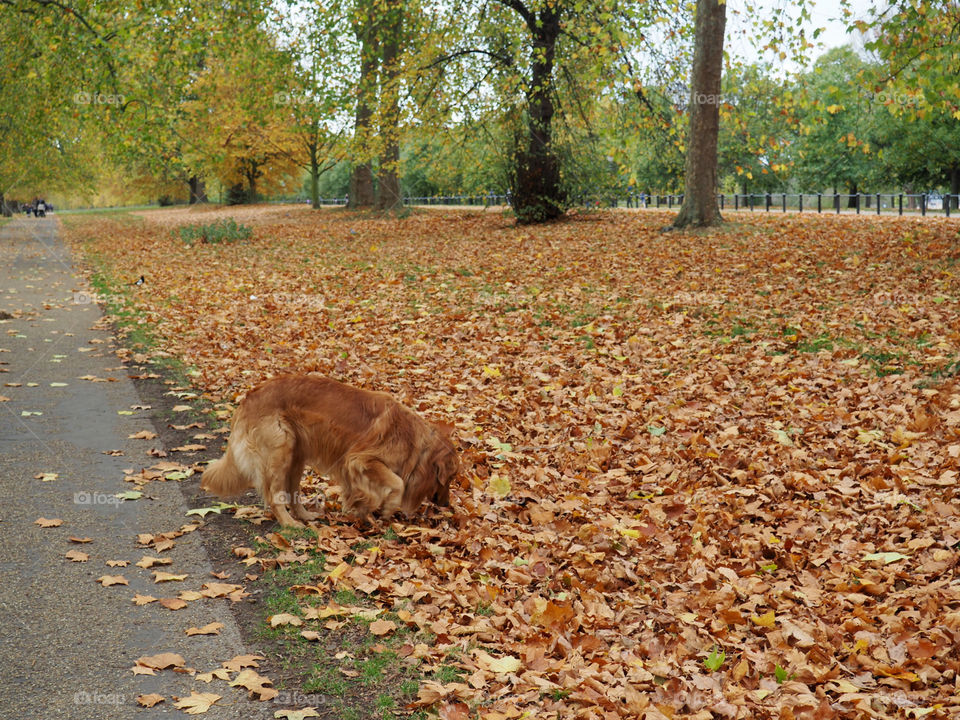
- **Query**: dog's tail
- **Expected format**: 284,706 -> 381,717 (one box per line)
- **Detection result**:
201,437 -> 252,499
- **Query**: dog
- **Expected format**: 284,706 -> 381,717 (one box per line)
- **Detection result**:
201,374 -> 459,527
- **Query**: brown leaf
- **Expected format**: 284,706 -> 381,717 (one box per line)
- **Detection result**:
136,694 -> 165,707
185,622 -> 224,636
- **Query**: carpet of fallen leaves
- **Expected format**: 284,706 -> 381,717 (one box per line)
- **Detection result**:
65,206 -> 960,719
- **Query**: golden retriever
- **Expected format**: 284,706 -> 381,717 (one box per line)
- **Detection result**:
201,374 -> 459,527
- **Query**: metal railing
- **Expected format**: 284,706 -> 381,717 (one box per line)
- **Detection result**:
309,191 -> 960,217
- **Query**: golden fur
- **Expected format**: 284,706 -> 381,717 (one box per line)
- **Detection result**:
201,374 -> 459,527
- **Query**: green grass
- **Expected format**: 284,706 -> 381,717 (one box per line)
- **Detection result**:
175,217 -> 252,245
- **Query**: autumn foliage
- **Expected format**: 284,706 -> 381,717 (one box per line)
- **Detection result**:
65,207 -> 960,719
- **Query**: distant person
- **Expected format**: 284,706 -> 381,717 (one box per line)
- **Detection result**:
36,199 -> 46,217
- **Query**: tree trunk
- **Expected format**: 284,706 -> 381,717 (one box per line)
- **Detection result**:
670,0 -> 726,229
847,182 -> 858,208
506,3 -> 563,224
0,193 -> 10,217
245,160 -> 259,203
349,12 -> 377,209
951,165 -> 959,209
376,0 -> 402,211
308,138 -> 320,209
188,176 -> 207,204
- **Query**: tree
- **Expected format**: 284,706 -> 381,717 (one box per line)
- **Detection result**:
671,0 -> 726,229
349,3 -> 379,209
792,47 -> 882,202
375,0 -> 403,210
496,0 -> 564,223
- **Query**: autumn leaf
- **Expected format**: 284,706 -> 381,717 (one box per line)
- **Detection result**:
137,694 -> 164,707
274,709 -> 321,719
229,668 -> 278,700
136,556 -> 173,569
369,619 -> 397,636
863,551 -> 910,565
136,652 -> 185,670
34,517 -> 62,528
487,474 -> 511,498
173,692 -> 220,715
269,613 -> 303,628
222,654 -> 263,671
65,550 -> 89,562
97,575 -> 128,587
751,610 -> 776,628
153,571 -> 188,583
186,622 -> 224,636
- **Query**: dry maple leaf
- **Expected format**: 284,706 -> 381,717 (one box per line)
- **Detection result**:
268,613 -> 303,628
221,654 -> 263,671
97,575 -> 128,587
153,571 -> 188,583
128,430 -> 158,440
274,710 -> 321,720
369,619 -> 397,637
136,694 -> 164,708
173,692 -> 220,715
137,652 -> 185,670
132,594 -> 157,605
65,550 -> 89,562
185,622 -> 224,636
34,517 -> 62,528
200,582 -> 241,598
67,536 -> 92,543
158,598 -> 188,611
136,555 -> 173,568
229,668 -> 278,701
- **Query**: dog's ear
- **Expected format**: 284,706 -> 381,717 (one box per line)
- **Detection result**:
432,421 -> 455,439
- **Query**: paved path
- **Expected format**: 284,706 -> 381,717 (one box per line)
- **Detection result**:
0,216 -> 272,719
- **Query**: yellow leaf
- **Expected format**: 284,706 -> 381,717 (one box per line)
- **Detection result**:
327,561 -> 350,584
751,610 -> 776,627
488,473 -> 511,498
832,679 -> 861,693
482,365 -> 501,378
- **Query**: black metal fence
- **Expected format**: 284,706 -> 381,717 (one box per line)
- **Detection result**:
645,192 -> 959,217
311,193 -> 511,208
311,192 -> 960,217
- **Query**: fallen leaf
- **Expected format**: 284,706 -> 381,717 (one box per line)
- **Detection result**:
186,622 -> 224,636
97,575 -> 128,587
173,692 -> 220,715
137,694 -> 165,707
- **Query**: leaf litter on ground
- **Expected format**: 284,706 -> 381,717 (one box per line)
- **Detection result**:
64,207 -> 960,719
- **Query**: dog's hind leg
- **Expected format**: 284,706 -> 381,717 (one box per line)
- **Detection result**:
259,421 -> 305,528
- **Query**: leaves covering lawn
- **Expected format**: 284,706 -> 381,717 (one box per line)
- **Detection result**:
66,206 -> 960,719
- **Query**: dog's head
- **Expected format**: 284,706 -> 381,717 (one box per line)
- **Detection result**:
404,423 -> 459,512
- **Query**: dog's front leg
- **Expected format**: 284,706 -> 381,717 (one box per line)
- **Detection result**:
269,489 -> 304,528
